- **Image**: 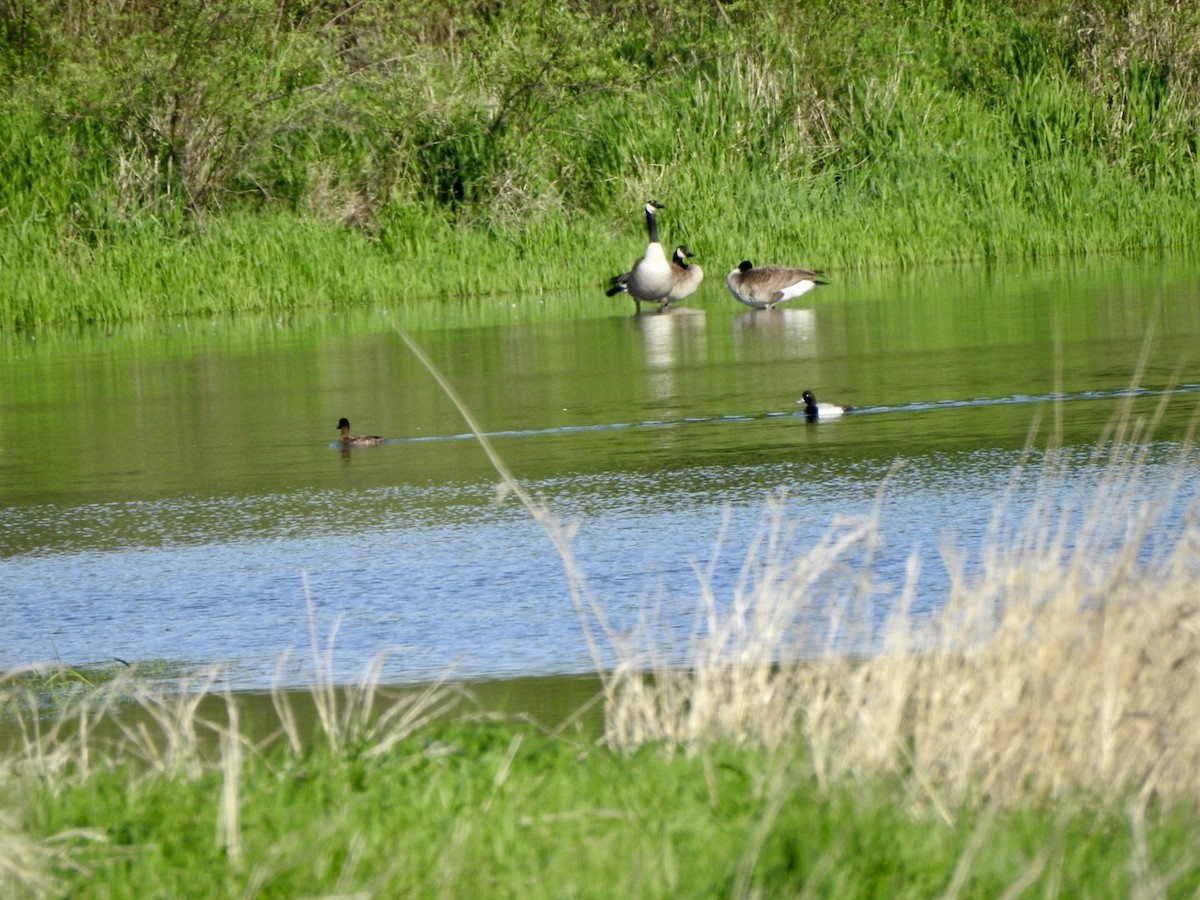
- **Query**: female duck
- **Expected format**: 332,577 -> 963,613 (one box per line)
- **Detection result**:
799,390 -> 853,421
336,418 -> 383,446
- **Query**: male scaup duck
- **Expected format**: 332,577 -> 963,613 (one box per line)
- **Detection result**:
726,260 -> 828,310
336,417 -> 382,446
605,201 -> 674,313
800,390 -> 853,421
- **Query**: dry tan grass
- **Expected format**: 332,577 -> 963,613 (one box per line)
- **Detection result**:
270,581 -> 460,759
0,809 -> 105,900
604,406 -> 1200,810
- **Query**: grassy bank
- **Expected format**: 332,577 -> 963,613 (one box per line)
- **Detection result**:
2,1 -> 1199,329
4,584 -> 1200,899
6,711 -> 1200,897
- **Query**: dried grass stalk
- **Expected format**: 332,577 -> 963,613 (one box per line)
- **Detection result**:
605,408 -> 1200,808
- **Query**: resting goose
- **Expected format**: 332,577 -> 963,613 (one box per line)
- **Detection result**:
725,260 -> 828,310
606,201 -> 673,312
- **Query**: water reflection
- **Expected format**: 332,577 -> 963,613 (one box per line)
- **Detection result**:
731,308 -> 817,360
636,308 -> 707,370
635,307 -> 707,404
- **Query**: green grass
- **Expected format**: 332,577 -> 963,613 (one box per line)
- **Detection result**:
2,1 -> 1200,329
6,713 -> 1200,898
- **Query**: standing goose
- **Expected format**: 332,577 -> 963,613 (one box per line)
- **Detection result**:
607,245 -> 704,309
725,260 -> 828,310
606,201 -> 673,312
799,390 -> 853,421
336,417 -> 383,446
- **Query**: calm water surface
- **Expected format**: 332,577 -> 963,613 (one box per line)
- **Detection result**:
2,257 -> 1199,690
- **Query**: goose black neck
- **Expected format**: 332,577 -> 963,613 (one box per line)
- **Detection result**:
645,207 -> 660,244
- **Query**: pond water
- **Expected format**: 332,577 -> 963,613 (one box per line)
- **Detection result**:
2,256 -> 1199,691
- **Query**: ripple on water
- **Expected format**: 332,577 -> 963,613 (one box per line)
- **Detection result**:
4,437 -> 1197,689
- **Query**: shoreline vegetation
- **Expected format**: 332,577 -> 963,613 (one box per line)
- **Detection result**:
2,0 -> 1200,330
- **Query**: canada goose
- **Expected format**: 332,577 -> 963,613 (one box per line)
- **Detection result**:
725,260 -> 828,310
336,417 -> 383,446
666,245 -> 704,305
607,245 -> 704,309
799,390 -> 853,421
605,201 -> 673,312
